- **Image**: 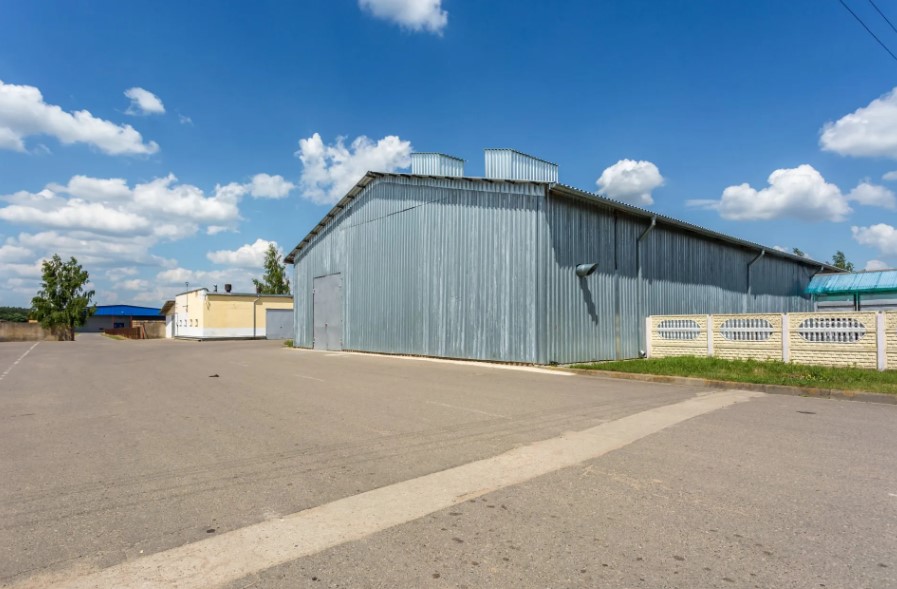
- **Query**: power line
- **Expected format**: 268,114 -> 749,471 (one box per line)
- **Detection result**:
838,0 -> 897,64
868,0 -> 897,36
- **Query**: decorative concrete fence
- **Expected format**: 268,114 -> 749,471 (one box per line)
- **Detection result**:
647,312 -> 893,371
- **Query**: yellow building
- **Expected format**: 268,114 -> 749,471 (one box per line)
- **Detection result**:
165,288 -> 293,340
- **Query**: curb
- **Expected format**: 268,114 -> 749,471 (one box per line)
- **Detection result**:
560,368 -> 897,405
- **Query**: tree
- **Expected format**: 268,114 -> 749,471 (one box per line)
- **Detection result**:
30,255 -> 95,340
830,250 -> 855,272
252,243 -> 291,295
792,247 -> 805,257
0,307 -> 30,322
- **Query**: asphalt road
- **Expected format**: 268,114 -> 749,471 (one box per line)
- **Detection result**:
1,335 -> 895,588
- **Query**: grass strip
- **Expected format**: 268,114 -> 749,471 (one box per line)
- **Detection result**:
572,356 -> 897,395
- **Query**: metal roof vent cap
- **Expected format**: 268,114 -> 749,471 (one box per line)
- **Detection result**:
484,149 -> 558,182
411,153 -> 465,177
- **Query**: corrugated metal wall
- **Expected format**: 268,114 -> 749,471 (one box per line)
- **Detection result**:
294,176 -> 544,362
294,175 -> 816,364
540,194 -> 814,363
541,196 -> 619,363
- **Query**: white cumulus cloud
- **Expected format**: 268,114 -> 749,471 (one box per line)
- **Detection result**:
0,243 -> 33,263
847,181 -> 896,209
105,266 -> 138,281
688,164 -> 851,222
0,169 -> 294,305
207,238 -> 276,268
596,159 -> 665,206
119,278 -> 151,291
359,0 -> 448,33
820,87 -> 897,159
131,175 -> 243,226
852,223 -> 897,257
156,267 -> 254,294
124,87 -> 166,115
865,259 -> 890,271
296,133 -> 412,205
248,173 -> 295,199
50,176 -> 132,201
0,79 -> 159,155
0,201 -> 152,235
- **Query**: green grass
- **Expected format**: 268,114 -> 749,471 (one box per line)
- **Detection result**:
572,356 -> 897,395
283,339 -> 294,348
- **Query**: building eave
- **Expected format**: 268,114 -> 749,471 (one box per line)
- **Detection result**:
284,172 -> 545,264
285,172 -> 842,273
548,184 -> 841,272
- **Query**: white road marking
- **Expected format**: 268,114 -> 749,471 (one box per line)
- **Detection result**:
424,400 -> 510,419
31,389 -> 762,589
0,342 -> 39,383
295,374 -> 325,382
307,349 -> 574,375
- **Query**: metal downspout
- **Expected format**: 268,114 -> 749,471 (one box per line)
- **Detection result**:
636,216 -> 657,356
536,183 -> 551,364
809,265 -> 825,311
745,250 -> 765,312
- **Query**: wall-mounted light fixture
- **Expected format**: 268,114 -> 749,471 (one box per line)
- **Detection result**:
575,263 -> 598,278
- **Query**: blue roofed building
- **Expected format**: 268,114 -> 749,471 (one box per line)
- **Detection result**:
77,305 -> 165,334
807,269 -> 897,311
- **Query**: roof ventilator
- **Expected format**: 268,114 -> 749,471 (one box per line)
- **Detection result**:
410,153 -> 465,176
484,148 -> 558,182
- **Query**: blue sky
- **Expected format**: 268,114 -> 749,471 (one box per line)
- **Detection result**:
2,0 -> 897,307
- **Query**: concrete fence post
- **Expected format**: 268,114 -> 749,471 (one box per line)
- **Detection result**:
877,312 -> 886,371
706,314 -> 714,357
781,313 -> 790,363
645,316 -> 652,358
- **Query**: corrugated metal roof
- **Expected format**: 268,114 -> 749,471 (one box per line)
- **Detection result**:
285,171 -> 842,273
807,270 -> 897,295
93,305 -> 162,317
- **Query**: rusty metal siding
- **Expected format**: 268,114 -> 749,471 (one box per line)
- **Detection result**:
293,176 -> 543,361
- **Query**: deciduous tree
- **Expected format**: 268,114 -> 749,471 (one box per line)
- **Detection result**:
30,255 -> 95,340
252,243 -> 291,295
830,251 -> 855,272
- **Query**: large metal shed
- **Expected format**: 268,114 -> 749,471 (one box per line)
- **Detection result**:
286,149 -> 835,364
